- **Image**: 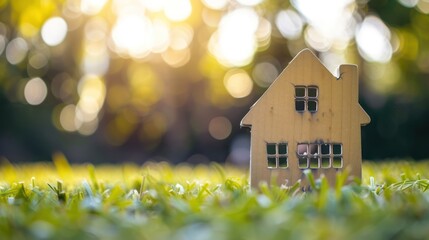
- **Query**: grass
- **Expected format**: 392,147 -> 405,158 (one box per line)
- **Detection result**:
1,155 -> 429,240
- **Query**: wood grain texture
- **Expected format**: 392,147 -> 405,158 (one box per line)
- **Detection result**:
241,49 -> 370,189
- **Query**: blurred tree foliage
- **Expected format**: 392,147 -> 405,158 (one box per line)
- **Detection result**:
1,0 -> 429,163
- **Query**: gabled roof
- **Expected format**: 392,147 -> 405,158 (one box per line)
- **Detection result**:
241,49 -> 370,127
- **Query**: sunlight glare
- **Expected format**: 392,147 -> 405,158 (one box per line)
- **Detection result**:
292,0 -> 355,51
164,0 -> 192,22
24,78 -> 48,105
41,17 -> 68,46
170,25 -> 193,50
111,14 -> 153,58
320,51 -> 347,75
304,27 -> 331,51
209,8 -> 259,67
224,69 -> 253,98
202,0 -> 228,10
356,16 -> 392,63
275,9 -> 303,40
256,18 -> 272,48
236,0 -> 263,6
83,43 -> 110,75
80,0 -> 108,15
151,19 -> 170,53
142,0 -> 165,12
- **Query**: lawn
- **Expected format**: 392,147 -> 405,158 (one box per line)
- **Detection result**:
1,155 -> 429,240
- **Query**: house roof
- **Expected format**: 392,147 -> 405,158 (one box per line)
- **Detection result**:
241,49 -> 370,128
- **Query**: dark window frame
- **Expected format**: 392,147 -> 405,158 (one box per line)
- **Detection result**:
266,142 -> 288,169
296,142 -> 343,169
295,86 -> 319,113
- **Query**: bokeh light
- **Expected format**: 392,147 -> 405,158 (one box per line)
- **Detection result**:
24,77 -> 48,105
76,75 -> 105,123
60,104 -> 78,132
80,0 -> 108,15
417,0 -> 429,13
202,0 -> 228,10
252,62 -> 279,87
164,0 -> 192,22
0,35 -> 6,55
292,0 -> 356,51
275,9 -> 303,40
236,0 -> 263,6
209,8 -> 259,67
41,17 -> 68,46
398,0 -> 418,8
224,69 -> 253,98
356,16 -> 393,63
208,116 -> 232,140
6,38 -> 28,64
111,14 -> 153,58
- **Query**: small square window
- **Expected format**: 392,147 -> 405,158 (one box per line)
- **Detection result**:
321,157 -> 330,168
267,143 -> 276,155
321,144 -> 330,155
308,87 -> 318,98
268,157 -> 276,168
333,144 -> 342,155
278,157 -> 288,168
298,157 -> 308,168
309,144 -> 319,155
278,143 -> 287,154
309,157 -> 319,169
333,157 -> 343,168
307,100 -> 318,112
295,100 -> 305,112
295,86 -> 306,97
297,144 -> 308,156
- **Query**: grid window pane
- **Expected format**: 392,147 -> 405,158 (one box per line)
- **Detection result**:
308,100 -> 318,112
308,87 -> 318,97
278,143 -> 287,154
268,157 -> 276,168
321,144 -> 330,155
309,144 -> 318,155
295,100 -> 305,111
333,144 -> 342,155
321,157 -> 330,168
267,143 -> 276,155
333,157 -> 343,168
297,144 -> 308,156
309,157 -> 319,169
295,87 -> 306,97
298,157 -> 308,168
278,157 -> 288,168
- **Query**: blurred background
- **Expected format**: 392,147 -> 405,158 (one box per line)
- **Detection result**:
1,0 -> 429,165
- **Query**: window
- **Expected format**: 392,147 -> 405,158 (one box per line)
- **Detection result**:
332,143 -> 343,168
266,142 -> 288,168
295,86 -> 318,113
296,143 -> 343,169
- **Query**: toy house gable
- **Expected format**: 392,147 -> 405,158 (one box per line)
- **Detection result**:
241,49 -> 370,188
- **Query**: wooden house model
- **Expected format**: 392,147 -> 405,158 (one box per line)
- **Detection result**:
241,49 -> 370,188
